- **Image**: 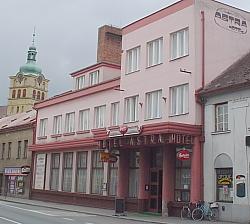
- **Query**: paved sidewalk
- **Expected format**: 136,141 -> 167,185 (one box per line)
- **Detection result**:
0,196 -> 237,224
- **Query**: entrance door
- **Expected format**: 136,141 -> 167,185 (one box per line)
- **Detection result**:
149,168 -> 162,213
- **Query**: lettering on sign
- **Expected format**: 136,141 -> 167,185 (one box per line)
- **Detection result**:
100,133 -> 194,149
214,8 -> 247,34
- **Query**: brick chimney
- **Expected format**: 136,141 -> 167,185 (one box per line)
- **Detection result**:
97,25 -> 122,65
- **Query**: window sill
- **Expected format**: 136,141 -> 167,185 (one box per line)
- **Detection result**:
123,120 -> 139,125
76,130 -> 90,135
125,70 -> 140,76
169,112 -> 189,117
51,134 -> 62,138
63,132 -> 75,136
107,125 -> 120,130
170,54 -> 189,62
211,130 -> 231,135
144,117 -> 162,121
146,63 -> 163,69
37,136 -> 47,140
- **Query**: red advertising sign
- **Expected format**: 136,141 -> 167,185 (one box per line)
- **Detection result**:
119,125 -> 128,135
176,149 -> 190,161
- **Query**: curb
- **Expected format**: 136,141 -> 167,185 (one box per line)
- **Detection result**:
0,198 -> 168,224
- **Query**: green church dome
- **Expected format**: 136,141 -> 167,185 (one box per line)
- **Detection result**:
19,62 -> 42,74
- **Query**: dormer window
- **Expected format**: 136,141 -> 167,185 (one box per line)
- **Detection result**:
89,71 -> 99,86
75,76 -> 85,90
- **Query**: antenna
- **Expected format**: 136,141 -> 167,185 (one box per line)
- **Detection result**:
32,26 -> 36,46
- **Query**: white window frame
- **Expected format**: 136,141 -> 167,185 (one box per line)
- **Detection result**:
145,90 -> 162,119
111,102 -> 119,126
39,118 -> 48,137
94,105 -> 106,129
215,103 -> 228,132
53,115 -> 62,135
124,95 -> 139,123
147,37 -> 163,67
170,84 -> 189,116
89,70 -> 99,86
170,28 -> 189,60
79,109 -> 90,131
65,112 -> 75,133
75,76 -> 85,90
126,46 -> 140,74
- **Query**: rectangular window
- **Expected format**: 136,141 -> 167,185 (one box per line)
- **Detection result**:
75,76 -> 85,90
1,143 -> 5,160
216,168 -> 233,202
65,112 -> 75,133
126,46 -> 140,74
7,142 -> 11,159
53,115 -> 62,135
39,118 -> 48,137
79,109 -> 90,131
124,96 -> 139,123
50,153 -> 60,191
145,90 -> 162,119
17,141 -> 21,159
170,28 -> 189,60
89,70 -> 99,86
111,102 -> 119,126
76,151 -> 88,193
109,160 -> 118,196
215,103 -> 228,132
62,152 -> 73,192
91,151 -> 104,194
175,149 -> 191,202
128,151 -> 139,198
94,105 -> 106,128
170,84 -> 189,116
147,38 -> 163,67
23,140 -> 28,159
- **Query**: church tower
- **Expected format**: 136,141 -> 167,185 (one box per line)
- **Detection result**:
7,32 -> 49,115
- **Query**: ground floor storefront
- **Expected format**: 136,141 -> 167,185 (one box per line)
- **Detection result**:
30,123 -> 202,216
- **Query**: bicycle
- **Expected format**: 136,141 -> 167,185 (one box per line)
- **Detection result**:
192,201 -> 219,221
180,202 -> 192,219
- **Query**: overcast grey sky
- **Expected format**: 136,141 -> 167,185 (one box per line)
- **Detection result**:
0,0 -> 249,105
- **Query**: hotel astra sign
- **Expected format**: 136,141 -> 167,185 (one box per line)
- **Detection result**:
100,133 -> 194,149
214,8 -> 247,34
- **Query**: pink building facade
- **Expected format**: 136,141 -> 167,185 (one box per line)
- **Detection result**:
30,0 -> 250,217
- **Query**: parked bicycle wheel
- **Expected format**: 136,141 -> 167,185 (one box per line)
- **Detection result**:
192,208 -> 204,221
208,208 -> 218,221
181,207 -> 191,219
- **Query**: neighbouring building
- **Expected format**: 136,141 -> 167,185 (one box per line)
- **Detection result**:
0,106 -> 7,118
0,110 -> 35,198
30,0 -> 250,218
7,33 -> 49,116
200,51 -> 250,223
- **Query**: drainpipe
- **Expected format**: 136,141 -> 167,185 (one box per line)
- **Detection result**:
200,11 -> 205,201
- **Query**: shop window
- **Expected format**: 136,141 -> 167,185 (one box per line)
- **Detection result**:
215,103 -> 228,132
109,159 -> 118,196
22,89 -> 26,98
17,141 -> 21,159
128,151 -> 139,198
175,149 -> 191,202
62,152 -> 73,192
32,90 -> 36,99
17,89 -> 21,98
1,143 -> 5,160
23,140 -> 28,159
216,168 -> 233,202
50,153 -> 60,190
12,90 -> 16,99
37,91 -> 41,100
91,151 -> 104,194
7,142 -> 12,160
76,151 -> 88,193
